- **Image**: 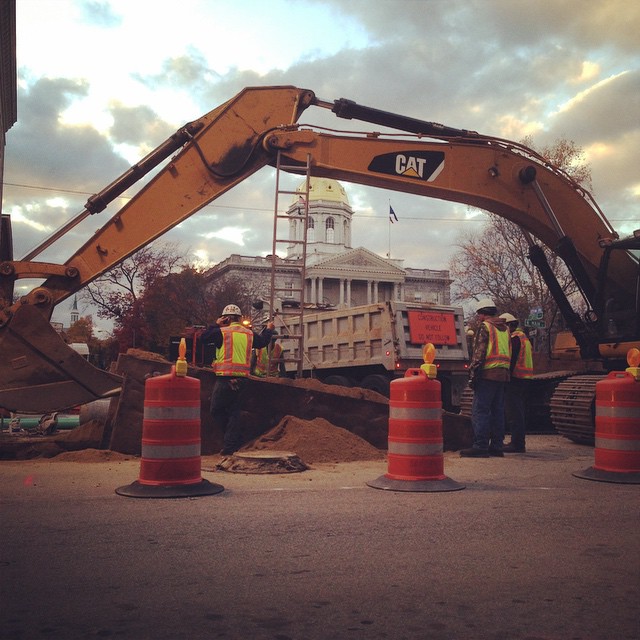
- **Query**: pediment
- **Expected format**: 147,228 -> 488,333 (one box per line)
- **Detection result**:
308,247 -> 405,276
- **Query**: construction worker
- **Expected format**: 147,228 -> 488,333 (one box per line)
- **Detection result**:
252,339 -> 285,378
500,312 -> 533,453
460,298 -> 512,458
202,304 -> 275,455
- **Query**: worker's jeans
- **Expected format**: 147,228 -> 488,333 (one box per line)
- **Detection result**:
209,377 -> 247,453
471,378 -> 506,451
505,379 -> 528,448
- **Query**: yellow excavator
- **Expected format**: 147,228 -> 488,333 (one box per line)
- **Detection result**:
1,86 -> 638,441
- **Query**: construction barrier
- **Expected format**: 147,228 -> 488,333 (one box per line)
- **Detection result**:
116,365 -> 223,498
574,368 -> 640,484
367,367 -> 464,492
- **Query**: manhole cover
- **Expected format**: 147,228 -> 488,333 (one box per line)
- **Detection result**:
216,450 -> 309,474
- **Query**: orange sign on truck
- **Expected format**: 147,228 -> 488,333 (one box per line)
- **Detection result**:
407,311 -> 457,345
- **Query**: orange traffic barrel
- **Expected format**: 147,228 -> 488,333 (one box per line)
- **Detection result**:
116,366 -> 223,498
574,369 -> 640,484
367,368 -> 464,492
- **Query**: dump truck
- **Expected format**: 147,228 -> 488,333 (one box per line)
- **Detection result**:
274,301 -> 469,410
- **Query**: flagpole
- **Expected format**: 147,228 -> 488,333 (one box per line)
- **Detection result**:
388,199 -> 391,259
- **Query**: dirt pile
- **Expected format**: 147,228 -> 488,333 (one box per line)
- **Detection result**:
49,449 -> 134,462
244,415 -> 386,464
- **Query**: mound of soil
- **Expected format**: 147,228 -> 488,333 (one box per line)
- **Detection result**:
244,415 -> 386,464
50,449 -> 135,463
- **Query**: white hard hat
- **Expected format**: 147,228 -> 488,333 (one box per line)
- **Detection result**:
222,304 -> 242,316
499,312 -> 518,323
474,298 -> 496,313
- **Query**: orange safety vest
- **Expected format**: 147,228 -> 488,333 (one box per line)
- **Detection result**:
512,329 -> 533,379
212,323 -> 254,377
482,321 -> 511,371
253,342 -> 283,377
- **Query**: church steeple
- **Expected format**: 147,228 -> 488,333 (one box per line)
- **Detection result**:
70,295 -> 79,325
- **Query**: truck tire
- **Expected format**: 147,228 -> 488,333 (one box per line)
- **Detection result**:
323,375 -> 353,388
361,374 -> 391,397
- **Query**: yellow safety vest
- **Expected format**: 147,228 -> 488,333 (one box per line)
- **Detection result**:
482,321 -> 511,370
254,343 -> 283,377
212,323 -> 254,377
512,329 -> 533,379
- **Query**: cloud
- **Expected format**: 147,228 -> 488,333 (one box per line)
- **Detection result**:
5,0 -> 640,325
80,1 -> 123,28
107,102 -> 175,147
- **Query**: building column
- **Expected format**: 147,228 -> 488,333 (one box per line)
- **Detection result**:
310,277 -> 317,304
373,281 -> 379,303
339,279 -> 345,306
346,279 -> 352,307
318,277 -> 323,305
367,280 -> 372,304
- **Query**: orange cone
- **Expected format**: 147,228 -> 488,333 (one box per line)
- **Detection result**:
574,355 -> 640,485
368,354 -> 464,493
117,341 -> 223,498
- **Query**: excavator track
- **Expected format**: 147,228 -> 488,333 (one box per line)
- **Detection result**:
549,374 -> 602,445
459,371 -> 599,443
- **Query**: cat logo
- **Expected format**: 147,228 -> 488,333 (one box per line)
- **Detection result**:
368,151 -> 445,181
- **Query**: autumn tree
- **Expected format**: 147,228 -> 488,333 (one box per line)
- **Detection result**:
207,276 -> 262,323
80,242 -> 187,352
65,316 -> 94,344
449,136 -> 592,349
141,267 -> 218,353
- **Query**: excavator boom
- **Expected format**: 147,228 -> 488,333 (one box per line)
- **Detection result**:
0,85 -> 637,413
0,86 -> 315,412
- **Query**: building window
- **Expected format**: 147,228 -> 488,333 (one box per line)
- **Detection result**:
326,217 -> 335,243
414,292 -> 422,302
307,217 -> 315,242
284,282 -> 294,298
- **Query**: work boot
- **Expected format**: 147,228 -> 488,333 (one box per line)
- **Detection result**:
459,447 -> 490,458
503,443 -> 526,453
488,448 -> 504,457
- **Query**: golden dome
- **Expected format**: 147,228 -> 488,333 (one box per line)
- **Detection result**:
294,178 -> 349,205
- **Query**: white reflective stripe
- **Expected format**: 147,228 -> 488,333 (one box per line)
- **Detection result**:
388,441 -> 442,456
142,443 -> 201,458
596,405 -> 640,419
389,406 -> 441,421
595,437 -> 640,452
144,406 -> 201,420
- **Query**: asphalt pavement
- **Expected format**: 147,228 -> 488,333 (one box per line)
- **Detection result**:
1,435 -> 638,640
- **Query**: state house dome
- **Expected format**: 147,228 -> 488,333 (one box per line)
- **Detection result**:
294,178 -> 350,205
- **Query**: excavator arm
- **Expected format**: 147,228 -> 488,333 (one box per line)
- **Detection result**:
0,85 -> 636,413
0,86 -> 315,412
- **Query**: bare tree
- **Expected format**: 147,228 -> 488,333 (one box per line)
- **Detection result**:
449,137 -> 592,349
450,213 -> 578,322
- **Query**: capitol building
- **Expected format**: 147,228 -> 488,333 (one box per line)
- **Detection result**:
204,178 -> 451,310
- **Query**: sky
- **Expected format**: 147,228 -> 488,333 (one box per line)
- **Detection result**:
4,0 -> 640,330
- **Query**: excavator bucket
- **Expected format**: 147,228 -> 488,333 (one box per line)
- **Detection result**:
0,305 -> 122,413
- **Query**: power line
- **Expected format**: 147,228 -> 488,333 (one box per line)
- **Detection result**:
3,180 -> 633,224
